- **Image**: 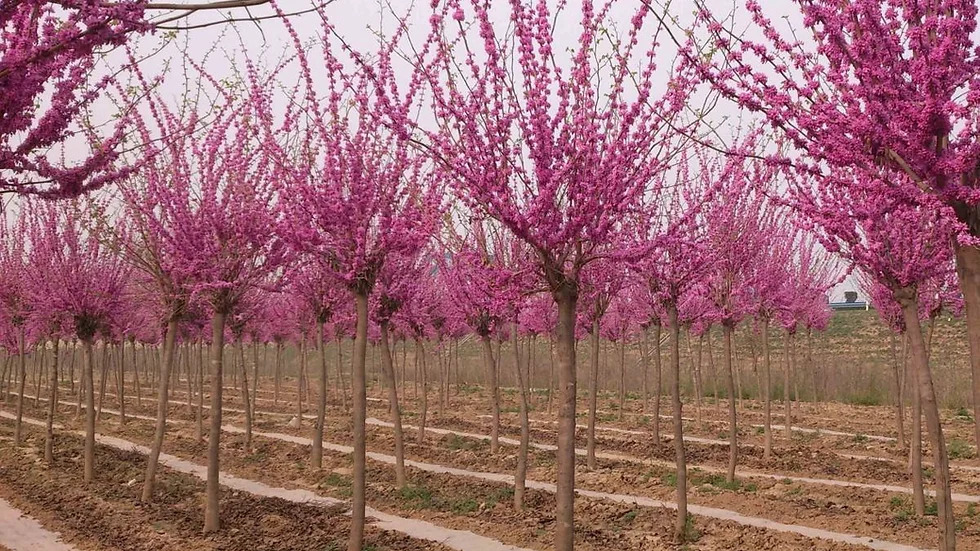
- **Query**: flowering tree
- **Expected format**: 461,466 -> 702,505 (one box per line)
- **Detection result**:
28,200 -> 129,484
409,3 -> 692,545
274,13 -> 443,547
685,0 -> 980,463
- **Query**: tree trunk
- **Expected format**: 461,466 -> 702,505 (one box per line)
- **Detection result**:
239,342 -> 252,452
706,332 -> 718,412
44,339 -> 60,464
116,344 -> 126,425
312,324 -> 327,469
952,242 -> 980,449
547,337 -> 555,415
481,334 -> 500,454
417,339 -> 428,443
618,339 -> 626,420
512,324 -> 530,510
587,318 -> 600,470
553,287 -> 577,551
668,305 -> 688,541
132,340 -> 142,410
784,331 -> 793,440
910,344 -> 925,516
652,323 -> 662,444
723,324 -> 737,483
348,291 -> 369,551
204,311 -> 227,534
762,318 -> 773,461
297,336 -> 306,421
196,341 -> 204,441
13,326 -> 26,446
379,321 -> 406,487
900,291 -> 955,551
274,341 -> 281,407
889,332 -> 907,448
142,319 -> 178,502
83,339 -> 96,484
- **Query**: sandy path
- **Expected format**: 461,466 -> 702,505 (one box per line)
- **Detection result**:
0,496 -> 76,551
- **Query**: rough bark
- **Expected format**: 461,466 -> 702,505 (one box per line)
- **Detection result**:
203,311 -> 226,533
417,339 -> 428,443
762,318 -> 773,461
899,291 -> 955,551
587,318 -> 600,470
652,323 -> 662,444
142,319 -> 178,502
952,242 -> 980,449
668,305 -> 688,541
379,321 -> 406,487
44,339 -> 59,464
83,339 -> 96,484
512,324 -> 530,510
723,324 -> 737,483
553,287 -> 577,551
481,334 -> 500,454
13,326 -> 26,446
312,323 -> 327,469
347,292 -> 369,551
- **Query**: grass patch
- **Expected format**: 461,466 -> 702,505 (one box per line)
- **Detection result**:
398,485 -> 434,510
948,438 -> 976,460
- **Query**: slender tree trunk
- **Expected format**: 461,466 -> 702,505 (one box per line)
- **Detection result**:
142,319 -> 178,502
348,292 -> 369,551
618,339 -> 626,420
83,339 -> 96,484
910,342 -> 925,516
417,339 -> 428,443
952,242 -> 980,449
547,337 -> 555,415
762,318 -> 773,461
890,332 -> 907,448
706,332 -> 718,412
337,337 -> 348,412
899,291 -> 955,551
97,345 -> 109,420
13,326 -> 26,446
379,321 -> 406,487
239,342 -> 252,452
114,344 -> 125,425
723,324 -> 737,483
481,334 -> 500,453
587,318 -> 600,470
689,332 -> 703,432
652,323 -> 662,444
196,341 -> 204,441
203,311 -> 227,534
44,339 -> 59,464
312,323 -> 327,469
274,341 -> 281,408
512,324 -> 530,510
553,288 -> 577,551
667,305 -> 688,541
784,331 -> 793,440
132,340 -> 142,410
297,336 -> 306,421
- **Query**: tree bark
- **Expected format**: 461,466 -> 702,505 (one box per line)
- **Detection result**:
668,305 -> 688,541
481,334 -> 500,454
784,331 -> 793,440
312,323 -> 327,469
13,326 -> 26,446
417,339 -> 428,443
238,342 -> 252,452
652,323 -> 662,444
952,242 -> 980,449
44,339 -> 59,464
889,332 -> 907,448
142,319 -> 178,502
347,291 -> 369,551
203,311 -> 227,534
762,318 -> 773,461
379,321 -> 406,487
196,340 -> 204,441
83,339 -> 96,484
618,338 -> 626,420
587,318 -> 600,470
512,324 -> 530,510
553,287 -> 577,551
910,342 -> 925,516
723,324 -> 737,483
899,291 -> 955,551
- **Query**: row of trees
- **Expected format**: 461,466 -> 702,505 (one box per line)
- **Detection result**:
3,1 -> 980,550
